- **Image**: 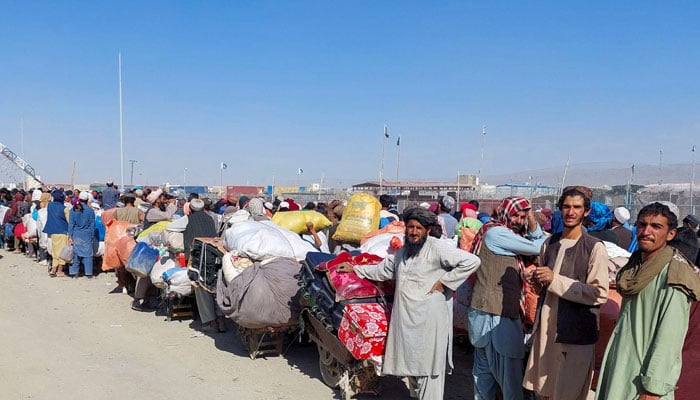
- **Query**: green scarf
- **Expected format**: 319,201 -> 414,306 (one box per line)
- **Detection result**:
617,246 -> 700,301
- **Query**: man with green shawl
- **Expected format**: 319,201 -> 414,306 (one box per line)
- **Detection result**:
596,202 -> 700,400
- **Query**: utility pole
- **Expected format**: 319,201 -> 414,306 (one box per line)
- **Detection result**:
129,159 -> 137,188
691,145 -> 696,215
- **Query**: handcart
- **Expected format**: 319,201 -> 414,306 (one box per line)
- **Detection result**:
236,322 -> 299,360
301,310 -> 381,400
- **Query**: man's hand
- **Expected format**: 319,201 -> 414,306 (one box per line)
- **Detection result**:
428,280 -> 445,294
639,392 -> 660,400
305,221 -> 315,233
527,208 -> 538,233
533,267 -> 554,286
335,262 -> 354,273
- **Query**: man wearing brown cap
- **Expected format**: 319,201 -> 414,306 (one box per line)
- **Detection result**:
338,207 -> 480,399
523,187 -> 609,399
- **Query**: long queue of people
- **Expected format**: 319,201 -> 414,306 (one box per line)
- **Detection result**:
1,183 -> 700,400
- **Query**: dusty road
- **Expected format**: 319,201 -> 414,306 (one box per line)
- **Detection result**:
0,250 -> 474,400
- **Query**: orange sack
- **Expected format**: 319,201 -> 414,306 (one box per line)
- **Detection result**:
102,220 -> 131,271
360,220 -> 405,245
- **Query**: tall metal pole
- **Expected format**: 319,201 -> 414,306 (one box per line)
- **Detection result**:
691,145 -> 696,215
118,53 -> 125,191
183,167 -> 187,196
380,124 -> 388,195
20,117 -> 25,189
129,159 -> 137,187
220,163 -> 223,196
560,157 -> 570,195
479,126 -> 486,185
395,135 -> 401,182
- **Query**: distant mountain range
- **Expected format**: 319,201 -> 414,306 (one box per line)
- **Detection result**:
481,162 -> 697,188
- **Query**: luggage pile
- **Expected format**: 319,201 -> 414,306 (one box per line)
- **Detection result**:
187,237 -> 227,292
297,251 -> 394,354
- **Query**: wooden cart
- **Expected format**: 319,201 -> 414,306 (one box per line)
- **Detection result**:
236,323 -> 299,360
301,310 -> 381,400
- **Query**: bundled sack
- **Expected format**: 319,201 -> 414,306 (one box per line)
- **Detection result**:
151,256 -> 176,289
163,267 -> 192,296
59,244 -> 74,263
116,236 -> 137,266
359,233 -> 404,258
272,210 -> 332,234
332,193 -> 381,243
316,252 -> 395,301
136,221 -> 169,240
360,220 -> 405,245
221,250 -> 255,283
125,242 -> 159,278
224,220 -> 316,261
102,220 -> 132,271
216,257 -> 301,329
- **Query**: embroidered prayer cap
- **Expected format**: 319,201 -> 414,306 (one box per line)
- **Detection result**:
190,198 -> 204,212
440,195 -> 455,211
655,201 -> 680,226
79,191 -> 90,201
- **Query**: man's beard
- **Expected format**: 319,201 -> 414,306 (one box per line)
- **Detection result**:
158,203 -> 167,212
404,234 -> 428,258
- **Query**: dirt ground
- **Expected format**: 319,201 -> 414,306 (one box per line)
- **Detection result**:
0,250 -> 475,400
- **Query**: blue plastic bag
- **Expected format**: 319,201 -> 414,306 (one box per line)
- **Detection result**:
125,242 -> 159,278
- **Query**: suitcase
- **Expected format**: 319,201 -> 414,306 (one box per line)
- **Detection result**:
338,303 -> 390,360
188,237 -> 228,292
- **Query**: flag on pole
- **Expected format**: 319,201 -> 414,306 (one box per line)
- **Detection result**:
693,145 -> 696,153
298,168 -> 304,175
482,126 -> 487,136
384,125 -> 389,138
631,164 -> 635,174
396,136 -> 401,146
221,162 -> 227,170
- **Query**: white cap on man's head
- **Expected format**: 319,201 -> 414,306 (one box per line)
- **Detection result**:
613,207 -> 630,224
147,189 -> 163,203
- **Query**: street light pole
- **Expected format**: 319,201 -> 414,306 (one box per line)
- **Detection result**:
129,159 -> 137,188
183,167 -> 187,197
691,145 -> 696,215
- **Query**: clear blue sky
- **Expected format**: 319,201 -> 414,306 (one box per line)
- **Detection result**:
1,1 -> 699,188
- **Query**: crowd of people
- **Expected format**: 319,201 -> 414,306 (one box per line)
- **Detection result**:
1,182 -> 700,400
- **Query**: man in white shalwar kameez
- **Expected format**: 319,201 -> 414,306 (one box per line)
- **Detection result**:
338,207 -> 481,399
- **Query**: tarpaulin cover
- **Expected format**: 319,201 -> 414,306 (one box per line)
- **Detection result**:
216,257 -> 301,329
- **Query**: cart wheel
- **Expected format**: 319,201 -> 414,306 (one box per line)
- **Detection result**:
318,347 -> 344,388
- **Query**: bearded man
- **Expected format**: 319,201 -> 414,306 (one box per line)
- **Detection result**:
337,207 -> 480,400
469,196 -> 547,400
